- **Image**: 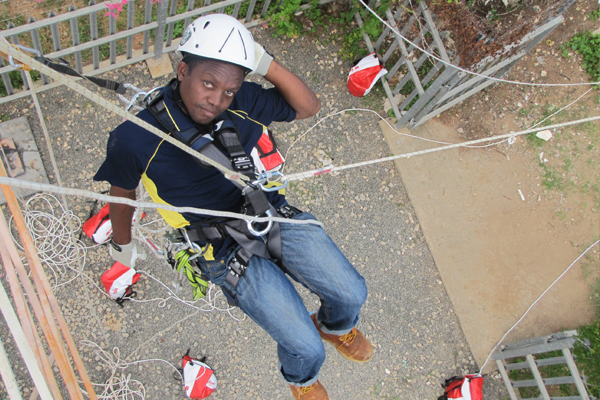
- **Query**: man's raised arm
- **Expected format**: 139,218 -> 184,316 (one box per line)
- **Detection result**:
254,45 -> 321,120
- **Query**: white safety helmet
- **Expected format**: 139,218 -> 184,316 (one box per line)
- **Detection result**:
177,14 -> 255,73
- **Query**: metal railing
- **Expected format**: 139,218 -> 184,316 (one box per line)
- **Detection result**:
0,0 -> 275,104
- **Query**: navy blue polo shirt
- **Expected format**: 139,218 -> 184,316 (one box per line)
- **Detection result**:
94,81 -> 296,231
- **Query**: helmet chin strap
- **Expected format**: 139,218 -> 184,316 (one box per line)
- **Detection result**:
171,79 -> 190,116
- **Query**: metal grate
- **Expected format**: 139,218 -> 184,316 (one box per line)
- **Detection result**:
493,331 -> 594,400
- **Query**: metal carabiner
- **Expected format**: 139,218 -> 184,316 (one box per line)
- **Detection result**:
142,86 -> 163,104
179,228 -> 203,259
6,44 -> 41,71
118,83 -> 146,112
246,209 -> 273,237
254,171 -> 289,192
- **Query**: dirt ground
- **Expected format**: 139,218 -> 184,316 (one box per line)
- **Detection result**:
0,0 -> 597,398
438,0 -> 600,304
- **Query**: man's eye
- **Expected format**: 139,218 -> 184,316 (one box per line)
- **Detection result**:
225,91 -> 235,97
204,81 -> 213,88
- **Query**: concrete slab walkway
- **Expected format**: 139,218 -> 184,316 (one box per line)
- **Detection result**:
380,118 -> 597,371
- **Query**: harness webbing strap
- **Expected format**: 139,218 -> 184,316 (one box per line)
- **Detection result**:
242,186 -> 270,216
146,87 -> 254,180
34,56 -> 127,94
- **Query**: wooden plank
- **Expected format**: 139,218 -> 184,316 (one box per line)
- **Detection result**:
0,200 -> 80,400
504,356 -> 567,371
0,271 -> 52,400
526,354 -> 551,400
495,359 -> 519,400
48,11 -> 62,52
7,25 -> 30,91
0,237 -> 62,399
385,11 -> 423,95
420,4 -> 450,62
0,336 -> 23,400
512,376 -> 576,387
562,348 -> 590,400
0,164 -> 94,400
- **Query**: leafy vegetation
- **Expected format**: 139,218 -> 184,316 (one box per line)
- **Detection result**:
268,0 -> 303,38
573,320 -> 600,398
0,70 -> 41,97
562,31 -> 600,81
264,0 -> 390,61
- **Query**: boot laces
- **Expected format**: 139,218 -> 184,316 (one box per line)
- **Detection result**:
338,328 -> 357,345
300,383 -> 317,394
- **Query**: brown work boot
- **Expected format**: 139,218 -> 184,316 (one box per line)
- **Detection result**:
311,313 -> 373,363
289,380 -> 329,400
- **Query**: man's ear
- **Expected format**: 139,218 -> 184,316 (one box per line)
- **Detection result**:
176,61 -> 188,81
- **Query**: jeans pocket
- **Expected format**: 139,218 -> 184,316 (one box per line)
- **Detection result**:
197,247 -> 238,285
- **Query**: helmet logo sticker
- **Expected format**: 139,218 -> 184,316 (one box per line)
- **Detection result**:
180,26 -> 193,46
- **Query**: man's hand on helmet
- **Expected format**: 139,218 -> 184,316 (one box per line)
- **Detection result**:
109,239 -> 147,269
254,43 -> 274,77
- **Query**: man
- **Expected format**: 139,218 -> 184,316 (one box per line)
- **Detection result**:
94,14 -> 372,399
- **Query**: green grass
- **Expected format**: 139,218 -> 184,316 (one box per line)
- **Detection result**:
525,133 -> 546,147
540,164 -> 565,191
574,320 -> 600,398
0,70 -> 42,97
563,157 -> 573,172
360,85 -> 385,110
508,350 -> 579,398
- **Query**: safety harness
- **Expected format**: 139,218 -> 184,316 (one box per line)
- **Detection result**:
146,81 -> 298,305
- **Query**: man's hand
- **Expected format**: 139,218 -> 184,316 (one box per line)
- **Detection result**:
108,185 -> 142,267
254,43 -> 274,77
109,239 -> 147,269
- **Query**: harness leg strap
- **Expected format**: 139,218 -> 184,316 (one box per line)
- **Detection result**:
221,248 -> 251,306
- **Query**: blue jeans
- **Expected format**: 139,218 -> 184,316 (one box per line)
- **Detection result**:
197,212 -> 368,386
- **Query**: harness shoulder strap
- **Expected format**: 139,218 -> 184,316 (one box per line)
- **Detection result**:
146,89 -> 254,180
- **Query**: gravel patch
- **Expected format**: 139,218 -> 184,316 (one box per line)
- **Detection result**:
0,25 -> 509,399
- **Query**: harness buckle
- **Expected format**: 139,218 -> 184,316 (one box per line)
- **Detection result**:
227,255 -> 247,277
232,155 -> 254,172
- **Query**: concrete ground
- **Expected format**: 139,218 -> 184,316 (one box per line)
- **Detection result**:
381,118 -> 597,372
0,26 -> 510,399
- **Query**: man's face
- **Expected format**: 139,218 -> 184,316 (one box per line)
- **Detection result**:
176,59 -> 245,125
